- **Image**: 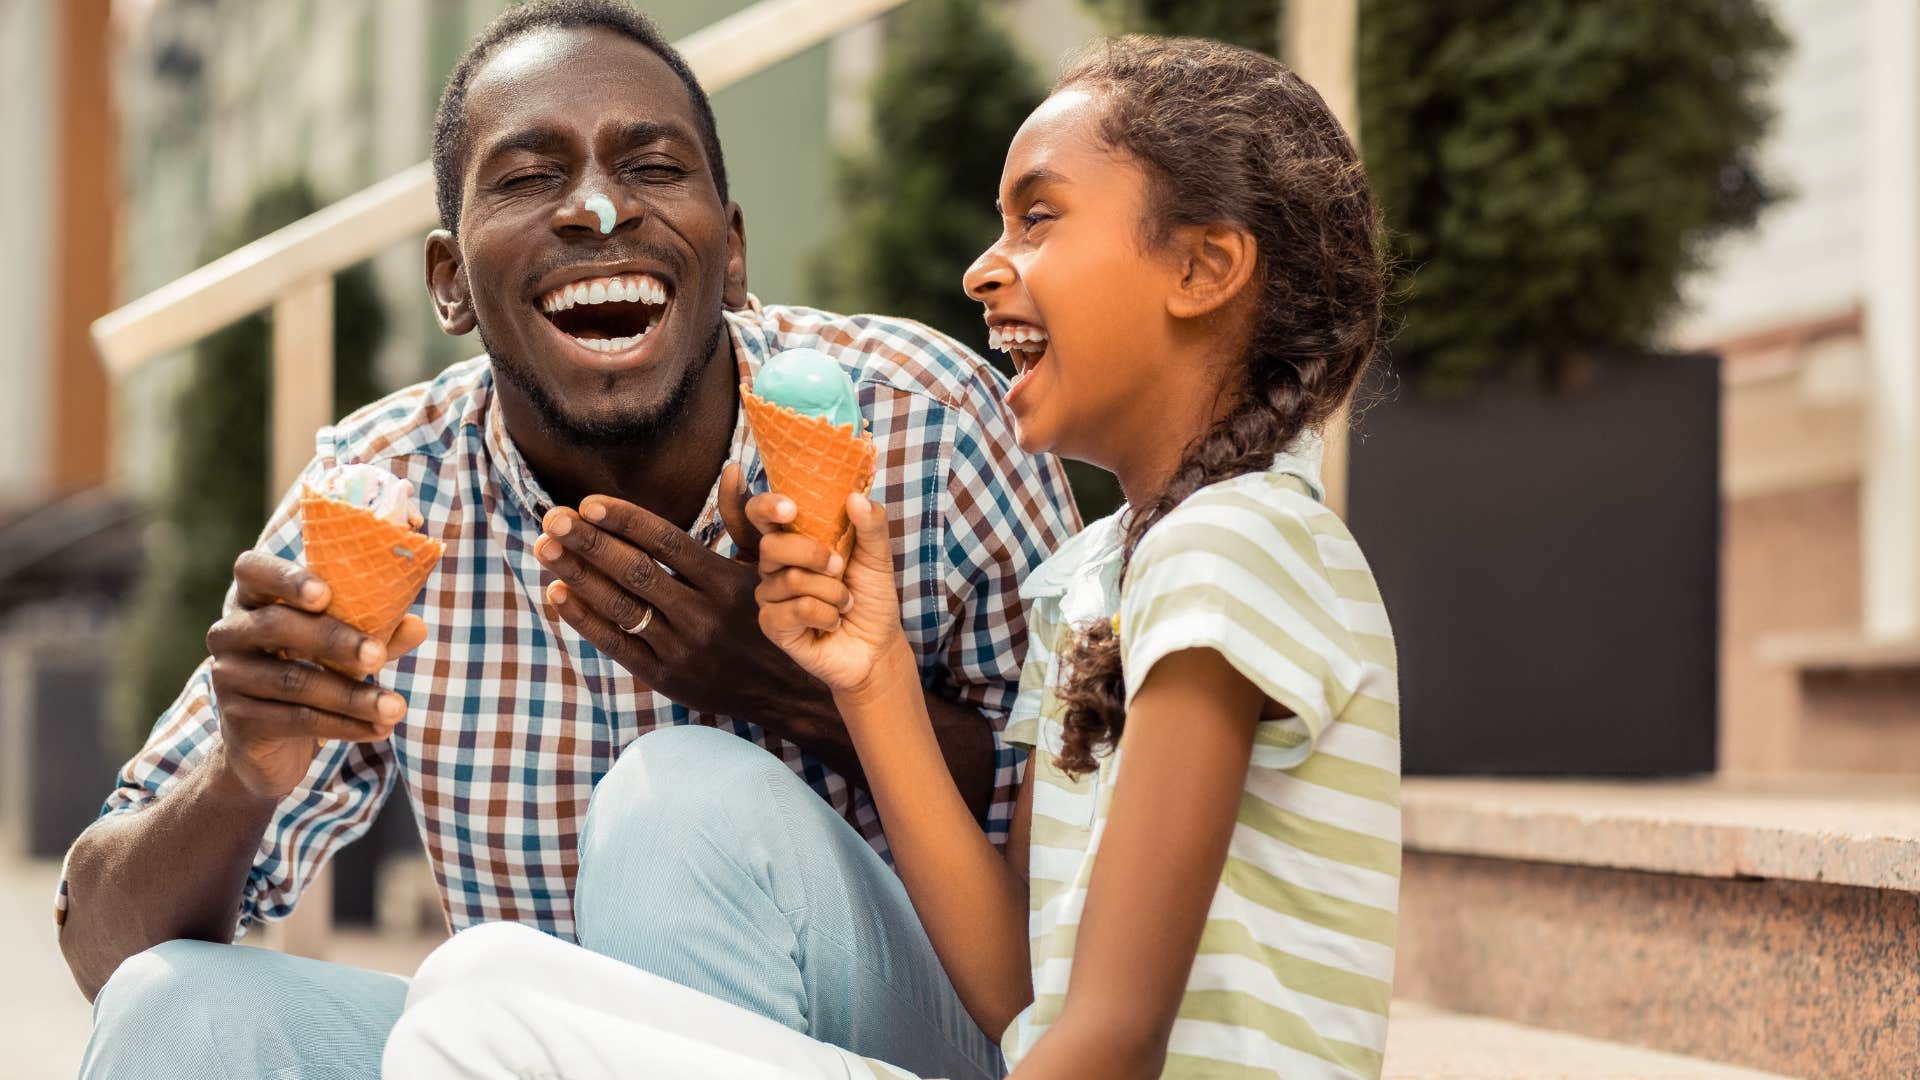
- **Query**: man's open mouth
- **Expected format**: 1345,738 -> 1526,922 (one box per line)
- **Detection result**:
538,273 -> 671,354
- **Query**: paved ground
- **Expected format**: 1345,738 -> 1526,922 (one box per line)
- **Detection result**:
6,856 -> 1790,1078
4,858 -> 103,1079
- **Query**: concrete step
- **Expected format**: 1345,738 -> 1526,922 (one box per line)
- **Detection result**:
1382,1002 -> 1794,1079
1759,630 -> 1920,773
1395,775 -> 1920,1078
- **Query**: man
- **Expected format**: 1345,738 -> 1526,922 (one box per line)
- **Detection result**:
59,3 -> 1077,1077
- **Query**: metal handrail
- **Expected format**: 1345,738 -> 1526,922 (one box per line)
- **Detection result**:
90,0 -> 911,377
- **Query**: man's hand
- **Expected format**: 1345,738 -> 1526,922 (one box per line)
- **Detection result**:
534,464 -> 840,741
205,551 -> 427,800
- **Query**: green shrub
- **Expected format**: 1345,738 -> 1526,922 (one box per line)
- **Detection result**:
816,0 -> 1123,519
1359,0 -> 1788,394
112,178 -> 388,755
1078,0 -> 1280,54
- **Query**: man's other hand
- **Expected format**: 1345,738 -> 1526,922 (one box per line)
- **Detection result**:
536,469 -> 840,741
205,551 -> 426,800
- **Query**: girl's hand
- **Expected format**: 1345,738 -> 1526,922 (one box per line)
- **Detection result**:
748,490 -> 905,696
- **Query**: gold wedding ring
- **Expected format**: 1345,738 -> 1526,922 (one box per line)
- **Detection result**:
622,605 -> 654,635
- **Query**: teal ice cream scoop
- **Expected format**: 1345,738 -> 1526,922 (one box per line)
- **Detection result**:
753,348 -> 862,430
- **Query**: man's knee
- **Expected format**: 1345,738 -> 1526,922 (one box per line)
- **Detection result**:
587,724 -> 799,842
408,921 -> 557,1009
93,939 -> 240,1032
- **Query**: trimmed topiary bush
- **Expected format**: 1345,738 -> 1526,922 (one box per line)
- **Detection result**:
1078,0 -> 1280,55
112,178 -> 389,755
815,0 -> 1044,363
1359,0 -> 1788,394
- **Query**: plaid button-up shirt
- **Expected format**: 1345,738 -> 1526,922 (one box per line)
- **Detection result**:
60,298 -> 1079,939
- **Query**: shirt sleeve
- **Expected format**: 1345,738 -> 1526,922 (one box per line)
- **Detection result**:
56,450 -> 398,937
1118,493 -> 1367,770
932,366 -> 1080,844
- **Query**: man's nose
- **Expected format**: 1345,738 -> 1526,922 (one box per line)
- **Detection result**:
963,243 -> 1013,300
552,176 -> 639,237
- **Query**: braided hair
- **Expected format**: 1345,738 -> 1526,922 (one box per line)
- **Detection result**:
1051,37 -> 1385,777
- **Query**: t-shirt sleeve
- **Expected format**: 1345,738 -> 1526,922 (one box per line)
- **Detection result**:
57,451 -> 398,937
1118,493 -> 1366,769
1003,599 -> 1062,752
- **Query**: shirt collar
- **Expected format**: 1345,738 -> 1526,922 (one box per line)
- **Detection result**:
1018,429 -> 1328,603
480,294 -> 775,549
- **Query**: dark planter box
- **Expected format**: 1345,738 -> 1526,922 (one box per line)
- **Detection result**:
1347,354 -> 1720,775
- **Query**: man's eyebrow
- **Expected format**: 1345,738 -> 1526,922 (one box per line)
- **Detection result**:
613,120 -> 696,150
478,126 -> 571,168
994,167 -> 1067,215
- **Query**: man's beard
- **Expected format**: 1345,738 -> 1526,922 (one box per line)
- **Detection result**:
480,313 -> 727,450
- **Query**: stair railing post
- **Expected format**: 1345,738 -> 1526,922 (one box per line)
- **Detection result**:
270,272 -> 336,959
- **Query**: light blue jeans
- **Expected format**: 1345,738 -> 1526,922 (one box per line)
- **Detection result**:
80,725 -> 1003,1080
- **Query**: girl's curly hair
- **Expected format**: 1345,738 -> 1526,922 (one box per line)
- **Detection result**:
1051,36 -> 1385,777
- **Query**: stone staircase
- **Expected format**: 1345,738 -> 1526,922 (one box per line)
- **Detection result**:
1387,775 -> 1919,1078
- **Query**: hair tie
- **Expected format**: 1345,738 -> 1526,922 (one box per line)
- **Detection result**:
1109,613 -> 1121,638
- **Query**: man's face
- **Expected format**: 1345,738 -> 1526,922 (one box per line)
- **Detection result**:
431,26 -> 745,446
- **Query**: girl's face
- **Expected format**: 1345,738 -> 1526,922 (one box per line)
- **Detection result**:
963,89 -> 1190,468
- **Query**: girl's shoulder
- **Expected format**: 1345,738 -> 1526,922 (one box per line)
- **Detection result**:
1137,469 -> 1354,574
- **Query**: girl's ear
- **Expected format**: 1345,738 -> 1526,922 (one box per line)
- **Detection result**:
1165,223 -> 1258,320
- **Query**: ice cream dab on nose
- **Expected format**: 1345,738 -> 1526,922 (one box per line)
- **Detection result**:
583,192 -> 615,235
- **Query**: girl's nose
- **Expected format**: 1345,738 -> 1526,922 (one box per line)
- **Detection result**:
963,244 -> 1014,300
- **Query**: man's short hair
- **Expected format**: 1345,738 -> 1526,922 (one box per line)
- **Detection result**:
430,0 -> 730,234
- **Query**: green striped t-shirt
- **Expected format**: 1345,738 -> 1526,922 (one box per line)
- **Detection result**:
1002,442 -> 1401,1078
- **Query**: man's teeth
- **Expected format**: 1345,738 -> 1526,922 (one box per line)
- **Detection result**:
539,274 -> 668,313
988,325 -> 1048,353
578,334 -> 645,353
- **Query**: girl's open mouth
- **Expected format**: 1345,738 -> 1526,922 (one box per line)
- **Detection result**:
989,322 -> 1049,384
537,273 -> 671,361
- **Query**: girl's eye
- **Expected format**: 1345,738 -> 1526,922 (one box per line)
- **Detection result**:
1020,211 -> 1055,232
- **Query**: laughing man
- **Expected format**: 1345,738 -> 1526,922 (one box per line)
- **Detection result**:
59,3 -> 1077,1078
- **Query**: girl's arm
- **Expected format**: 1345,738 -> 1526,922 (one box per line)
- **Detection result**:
1010,646 -> 1263,1080
751,491 -> 1037,1037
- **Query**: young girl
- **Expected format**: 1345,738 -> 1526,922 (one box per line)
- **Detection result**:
383,34 -> 1394,1080
749,35 -> 1398,1079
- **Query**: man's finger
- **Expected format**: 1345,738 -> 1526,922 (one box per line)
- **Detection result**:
576,496 -> 715,581
385,614 -> 430,659
544,580 -> 658,686
232,550 -> 329,612
210,604 -> 383,674
536,526 -> 686,616
213,655 -> 402,727
222,692 -> 394,744
718,462 -> 760,562
539,540 -> 667,636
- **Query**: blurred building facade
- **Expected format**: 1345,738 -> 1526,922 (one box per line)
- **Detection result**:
1672,0 -> 1919,772
0,0 -> 114,509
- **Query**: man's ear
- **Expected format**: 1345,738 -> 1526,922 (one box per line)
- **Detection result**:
425,229 -> 477,335
1165,223 -> 1258,321
723,202 -> 749,310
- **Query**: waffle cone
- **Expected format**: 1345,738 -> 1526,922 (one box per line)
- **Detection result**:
740,384 -> 876,560
299,486 -> 444,644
